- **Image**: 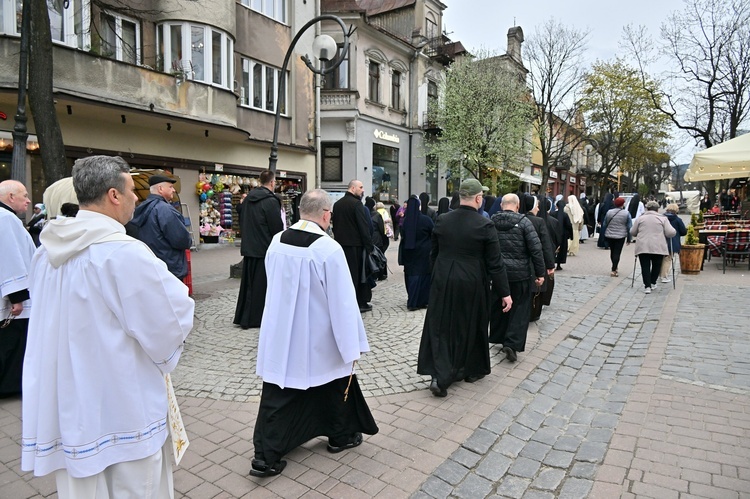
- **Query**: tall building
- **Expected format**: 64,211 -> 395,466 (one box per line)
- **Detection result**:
0,1 -> 318,237
319,0 -> 465,204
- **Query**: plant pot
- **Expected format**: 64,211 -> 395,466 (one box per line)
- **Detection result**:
680,244 -> 705,274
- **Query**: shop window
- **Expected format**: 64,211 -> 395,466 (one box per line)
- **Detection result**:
157,22 -> 234,89
322,142 -> 343,182
391,70 -> 401,110
99,11 -> 139,64
240,0 -> 286,24
240,57 -> 287,115
373,144 -> 399,203
368,61 -> 380,102
323,44 -> 349,90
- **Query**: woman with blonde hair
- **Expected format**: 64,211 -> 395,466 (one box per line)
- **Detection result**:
565,195 -> 584,256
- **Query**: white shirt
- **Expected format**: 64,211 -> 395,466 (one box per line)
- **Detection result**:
0,205 -> 36,320
257,220 -> 369,390
22,210 -> 194,478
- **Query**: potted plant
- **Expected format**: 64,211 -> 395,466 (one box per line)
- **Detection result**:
679,224 -> 705,274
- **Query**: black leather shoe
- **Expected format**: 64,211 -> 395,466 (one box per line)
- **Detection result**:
249,459 -> 286,477
327,432 -> 363,453
429,378 -> 447,397
502,346 -> 517,362
359,304 -> 372,313
464,375 -> 485,383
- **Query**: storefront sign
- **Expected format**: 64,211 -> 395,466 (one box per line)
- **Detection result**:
278,171 -> 287,178
214,163 -> 223,172
569,176 -> 576,184
549,170 -> 558,179
374,129 -> 400,144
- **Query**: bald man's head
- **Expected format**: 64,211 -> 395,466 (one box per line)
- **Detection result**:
0,180 -> 31,215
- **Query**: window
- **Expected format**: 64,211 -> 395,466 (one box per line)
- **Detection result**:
425,13 -> 438,39
321,143 -> 343,182
391,70 -> 401,110
323,45 -> 349,90
157,23 -> 234,89
373,144 -> 399,203
240,0 -> 286,24
427,79 -> 438,115
99,11 -> 140,64
2,0 -> 90,49
240,57 -> 288,115
368,61 -> 380,102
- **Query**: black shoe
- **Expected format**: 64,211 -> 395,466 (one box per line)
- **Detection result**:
464,375 -> 485,383
249,459 -> 287,477
327,433 -> 363,453
429,378 -> 447,397
359,304 -> 372,313
530,316 -> 541,322
502,346 -> 517,362
556,265 -> 563,271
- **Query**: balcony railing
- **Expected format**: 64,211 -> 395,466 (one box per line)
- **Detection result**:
321,90 -> 359,111
422,111 -> 441,132
424,35 -> 456,64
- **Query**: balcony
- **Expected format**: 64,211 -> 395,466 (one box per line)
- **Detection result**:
321,90 -> 359,111
422,112 -> 441,133
424,35 -> 457,65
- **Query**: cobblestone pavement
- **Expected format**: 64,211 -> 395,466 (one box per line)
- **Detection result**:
2,234 -> 750,498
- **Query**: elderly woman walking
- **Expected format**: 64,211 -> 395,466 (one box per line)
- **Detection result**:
630,201 -> 677,294
659,203 -> 687,283
603,197 -> 632,277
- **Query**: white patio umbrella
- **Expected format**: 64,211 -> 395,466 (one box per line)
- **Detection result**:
684,133 -> 750,182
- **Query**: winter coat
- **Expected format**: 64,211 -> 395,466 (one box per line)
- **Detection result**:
239,186 -> 284,258
665,212 -> 687,254
491,211 -> 546,282
630,210 -> 677,256
332,192 -> 373,251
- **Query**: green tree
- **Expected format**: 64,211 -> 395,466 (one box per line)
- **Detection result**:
579,60 -> 671,195
424,50 -> 534,189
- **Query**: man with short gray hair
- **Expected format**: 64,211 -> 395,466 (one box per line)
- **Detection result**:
22,155 -> 195,497
251,188 -> 378,477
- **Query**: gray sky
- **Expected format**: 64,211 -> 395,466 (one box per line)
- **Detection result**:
443,0 -> 695,162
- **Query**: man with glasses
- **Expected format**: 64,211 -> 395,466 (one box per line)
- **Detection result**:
0,180 -> 34,397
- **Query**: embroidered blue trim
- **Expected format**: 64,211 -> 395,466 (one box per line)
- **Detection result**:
22,419 -> 167,460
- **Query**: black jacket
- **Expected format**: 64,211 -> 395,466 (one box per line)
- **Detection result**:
332,192 -> 373,251
491,211 -> 546,282
239,187 -> 284,258
526,213 -> 556,270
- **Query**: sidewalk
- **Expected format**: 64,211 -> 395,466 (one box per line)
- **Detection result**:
1,235 -> 748,498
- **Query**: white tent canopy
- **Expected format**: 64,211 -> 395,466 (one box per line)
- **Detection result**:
684,133 -> 750,182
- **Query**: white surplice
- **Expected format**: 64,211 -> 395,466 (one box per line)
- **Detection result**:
22,210 -> 194,479
257,220 -> 369,390
0,204 -> 36,319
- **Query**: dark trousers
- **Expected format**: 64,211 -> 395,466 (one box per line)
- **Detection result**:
341,246 -> 372,306
607,237 -> 626,271
489,280 -> 531,352
638,254 -> 664,288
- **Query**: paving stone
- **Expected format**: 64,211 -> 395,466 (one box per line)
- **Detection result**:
433,460 -> 469,486
419,476 -> 452,499
576,441 -> 608,463
552,435 -> 581,452
494,434 -> 526,458
558,478 -> 593,498
475,451 -> 512,482
508,423 -> 535,442
452,473 -> 493,499
451,448 -> 482,469
542,449 -> 575,468
508,457 -> 542,479
531,467 -> 566,490
530,426 -> 563,446
517,409 -> 546,431
463,428 -> 498,455
496,475 -> 532,499
570,462 -> 598,479
519,441 -> 551,461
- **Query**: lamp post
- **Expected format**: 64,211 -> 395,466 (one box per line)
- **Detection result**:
268,15 -> 349,173
11,0 -> 31,185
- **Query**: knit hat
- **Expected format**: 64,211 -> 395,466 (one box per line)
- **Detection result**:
614,197 -> 625,207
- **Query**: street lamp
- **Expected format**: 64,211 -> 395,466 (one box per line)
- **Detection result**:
268,15 -> 349,172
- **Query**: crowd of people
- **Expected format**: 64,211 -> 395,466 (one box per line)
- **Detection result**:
3,159 -> 705,492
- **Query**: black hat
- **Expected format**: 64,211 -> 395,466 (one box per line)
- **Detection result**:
148,174 -> 177,186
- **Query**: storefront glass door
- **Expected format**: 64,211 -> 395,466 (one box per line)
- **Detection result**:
372,144 -> 399,204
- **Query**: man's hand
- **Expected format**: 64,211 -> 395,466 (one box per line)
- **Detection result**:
535,277 -> 545,287
547,268 -> 555,276
11,303 -> 23,316
501,296 -> 512,313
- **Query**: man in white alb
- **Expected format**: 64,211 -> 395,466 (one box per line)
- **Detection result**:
21,155 -> 195,498
250,189 -> 378,477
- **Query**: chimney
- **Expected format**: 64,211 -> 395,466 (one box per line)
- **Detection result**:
506,26 -> 524,64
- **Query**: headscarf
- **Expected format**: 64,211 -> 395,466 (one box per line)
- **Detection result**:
437,197 -> 450,215
364,196 -> 376,212
419,192 -> 430,215
566,195 -> 584,224
488,196 -> 503,216
449,191 -> 460,211
403,197 -> 421,250
523,193 -> 537,214
598,193 -> 614,224
556,198 -> 567,227
536,195 -> 549,221
628,193 -> 641,219
484,195 -> 496,214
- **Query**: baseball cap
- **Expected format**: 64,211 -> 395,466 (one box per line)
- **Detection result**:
459,179 -> 487,196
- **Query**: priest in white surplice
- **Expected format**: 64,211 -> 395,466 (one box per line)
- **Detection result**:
250,189 -> 378,478
21,156 -> 194,498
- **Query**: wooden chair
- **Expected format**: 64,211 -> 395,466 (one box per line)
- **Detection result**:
721,230 -> 750,273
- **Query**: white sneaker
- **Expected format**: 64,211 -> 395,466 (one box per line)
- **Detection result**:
651,283 -> 658,291
661,277 -> 671,283
644,287 -> 652,294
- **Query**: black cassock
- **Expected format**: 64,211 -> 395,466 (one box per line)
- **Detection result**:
417,206 -> 510,390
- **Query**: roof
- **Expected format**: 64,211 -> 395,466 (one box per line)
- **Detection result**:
320,0 -> 366,13
356,0 -> 416,16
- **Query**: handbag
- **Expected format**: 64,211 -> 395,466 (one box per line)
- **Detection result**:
366,246 -> 387,277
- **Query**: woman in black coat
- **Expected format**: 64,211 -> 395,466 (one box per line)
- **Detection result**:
538,195 -> 559,309
399,197 -> 434,310
555,199 -> 573,270
366,197 -> 388,280
523,194 -> 555,321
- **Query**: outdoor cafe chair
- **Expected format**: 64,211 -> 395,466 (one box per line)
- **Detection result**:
721,230 -> 750,274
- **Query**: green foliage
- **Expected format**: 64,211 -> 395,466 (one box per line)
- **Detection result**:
424,50 -> 534,182
690,213 -> 697,226
579,60 -> 671,180
697,211 -> 704,223
685,224 -> 699,245
638,183 -> 649,197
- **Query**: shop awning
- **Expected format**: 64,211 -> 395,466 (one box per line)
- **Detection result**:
504,169 -> 542,185
684,133 -> 750,182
